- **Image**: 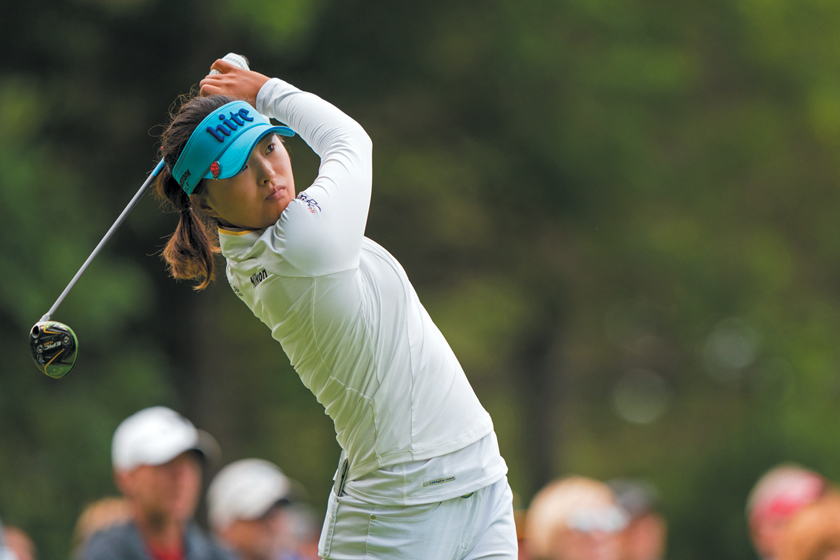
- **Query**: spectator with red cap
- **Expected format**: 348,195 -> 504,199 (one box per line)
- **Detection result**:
776,490 -> 840,560
747,464 -> 827,560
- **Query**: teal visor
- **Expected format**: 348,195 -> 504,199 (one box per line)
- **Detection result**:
172,100 -> 294,195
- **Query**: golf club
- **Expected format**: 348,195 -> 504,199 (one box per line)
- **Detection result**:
30,159 -> 165,378
30,53 -> 250,379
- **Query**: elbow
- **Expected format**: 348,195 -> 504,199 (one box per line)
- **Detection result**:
340,113 -> 371,154
348,124 -> 373,173
353,124 -> 373,157
327,120 -> 373,160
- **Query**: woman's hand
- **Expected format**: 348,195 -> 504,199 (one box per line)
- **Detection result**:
199,59 -> 270,107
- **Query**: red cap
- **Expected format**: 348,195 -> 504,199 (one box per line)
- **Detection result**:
749,467 -> 825,525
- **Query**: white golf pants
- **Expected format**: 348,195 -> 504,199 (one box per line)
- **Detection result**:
318,476 -> 517,560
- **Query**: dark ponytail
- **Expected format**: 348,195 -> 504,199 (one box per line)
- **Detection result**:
155,94 -> 234,290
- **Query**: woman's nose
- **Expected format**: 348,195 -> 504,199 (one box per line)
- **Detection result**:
258,162 -> 275,184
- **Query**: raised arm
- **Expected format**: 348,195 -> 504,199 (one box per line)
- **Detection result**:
202,59 -> 373,275
256,77 -> 373,275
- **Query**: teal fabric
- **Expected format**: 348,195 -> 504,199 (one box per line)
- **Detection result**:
173,100 -> 293,195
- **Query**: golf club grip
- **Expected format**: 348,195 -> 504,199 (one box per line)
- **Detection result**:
209,53 -> 249,74
40,159 -> 166,322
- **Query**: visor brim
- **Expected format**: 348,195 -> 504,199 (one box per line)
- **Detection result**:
202,124 -> 294,182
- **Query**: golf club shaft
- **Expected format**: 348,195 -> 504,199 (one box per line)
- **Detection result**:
40,159 -> 166,322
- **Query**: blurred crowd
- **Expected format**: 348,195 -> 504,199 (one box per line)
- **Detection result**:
1,406 -> 837,560
516,463 -> 837,560
3,406 -> 320,560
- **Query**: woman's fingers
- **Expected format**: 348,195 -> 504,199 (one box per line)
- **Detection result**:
198,58 -> 269,104
209,58 -> 237,74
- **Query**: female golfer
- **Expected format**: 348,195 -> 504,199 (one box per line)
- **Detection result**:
155,58 -> 516,559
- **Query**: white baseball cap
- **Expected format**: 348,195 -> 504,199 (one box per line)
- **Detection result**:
112,406 -> 219,471
207,459 -> 292,530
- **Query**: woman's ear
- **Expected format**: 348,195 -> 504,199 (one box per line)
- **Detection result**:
189,192 -> 220,219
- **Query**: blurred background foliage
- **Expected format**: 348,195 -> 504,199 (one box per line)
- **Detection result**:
3,0 -> 840,558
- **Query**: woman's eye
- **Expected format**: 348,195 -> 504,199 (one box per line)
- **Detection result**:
266,142 -> 276,154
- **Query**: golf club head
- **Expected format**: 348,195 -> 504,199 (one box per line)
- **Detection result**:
30,321 -> 78,378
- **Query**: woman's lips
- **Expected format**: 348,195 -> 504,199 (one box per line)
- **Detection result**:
266,186 -> 286,201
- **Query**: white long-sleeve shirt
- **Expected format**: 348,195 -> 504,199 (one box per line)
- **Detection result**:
218,78 -> 505,503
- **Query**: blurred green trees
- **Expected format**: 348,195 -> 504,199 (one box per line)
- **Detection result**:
4,0 -> 840,558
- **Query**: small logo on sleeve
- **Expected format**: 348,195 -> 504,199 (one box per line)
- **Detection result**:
296,193 -> 322,214
250,269 -> 268,288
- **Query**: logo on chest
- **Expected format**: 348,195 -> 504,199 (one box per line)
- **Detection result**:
250,269 -> 269,288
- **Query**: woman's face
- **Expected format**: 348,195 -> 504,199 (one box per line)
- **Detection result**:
194,134 -> 296,230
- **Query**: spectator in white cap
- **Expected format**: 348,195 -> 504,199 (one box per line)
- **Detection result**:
207,459 -> 296,560
0,518 -> 15,560
78,406 -> 233,560
0,518 -> 35,560
524,476 -> 628,560
609,479 -> 667,560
